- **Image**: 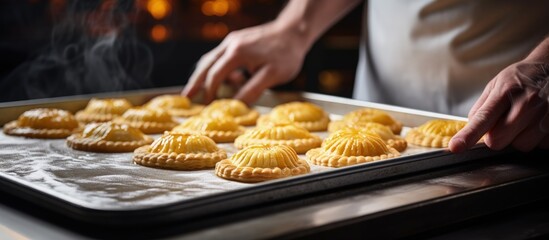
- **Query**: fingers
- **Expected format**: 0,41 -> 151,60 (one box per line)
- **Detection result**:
484,90 -> 545,150
182,46 -> 226,98
234,66 -> 273,106
449,87 -> 510,153
468,79 -> 495,119
203,50 -> 243,103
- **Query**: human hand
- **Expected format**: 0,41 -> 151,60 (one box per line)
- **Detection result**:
449,61 -> 549,153
182,22 -> 310,105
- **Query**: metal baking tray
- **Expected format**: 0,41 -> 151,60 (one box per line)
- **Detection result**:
0,86 -> 504,227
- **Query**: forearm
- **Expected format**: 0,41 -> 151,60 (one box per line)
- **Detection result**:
272,0 -> 363,51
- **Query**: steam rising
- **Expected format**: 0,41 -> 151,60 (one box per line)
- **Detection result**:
1,0 -> 153,101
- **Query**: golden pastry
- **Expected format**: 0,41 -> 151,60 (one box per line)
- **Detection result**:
113,107 -> 178,134
329,108 -> 403,134
172,115 -> 245,143
200,99 -> 259,126
234,121 -> 322,154
133,131 -> 227,170
215,144 -> 310,183
3,108 -> 80,139
67,122 -> 153,153
405,119 -> 467,148
306,128 -> 400,168
257,101 -> 330,132
333,122 -> 407,152
144,94 -> 204,117
75,98 -> 133,123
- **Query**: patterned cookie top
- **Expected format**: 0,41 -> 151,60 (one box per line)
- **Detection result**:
172,116 -> 245,143
148,132 -> 220,154
76,98 -> 133,123
334,108 -> 403,134
144,95 -> 204,117
322,128 -> 391,157
66,122 -> 153,153
16,108 -> 79,130
306,128 -> 400,168
81,122 -> 148,142
405,119 -> 467,148
201,99 -> 259,126
258,101 -> 330,132
215,144 -> 310,182
3,108 -> 80,139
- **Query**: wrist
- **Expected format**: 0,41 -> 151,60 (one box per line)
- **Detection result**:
271,16 -> 316,52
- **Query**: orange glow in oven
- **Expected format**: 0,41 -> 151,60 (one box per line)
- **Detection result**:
147,0 -> 171,19
150,24 -> 169,42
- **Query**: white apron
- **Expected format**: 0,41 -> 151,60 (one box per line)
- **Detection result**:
353,0 -> 549,116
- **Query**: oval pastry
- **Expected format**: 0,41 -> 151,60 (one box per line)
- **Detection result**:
67,122 -> 153,152
215,144 -> 310,183
144,94 -> 204,117
75,98 -> 133,123
133,132 -> 227,170
234,121 -> 322,154
3,108 -> 80,139
334,122 -> 407,152
329,108 -> 403,134
200,99 -> 259,126
306,128 -> 400,168
113,107 -> 178,134
257,101 -> 330,132
172,116 -> 245,143
405,119 -> 467,148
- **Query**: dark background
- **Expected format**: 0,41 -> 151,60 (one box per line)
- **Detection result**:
0,0 -> 363,102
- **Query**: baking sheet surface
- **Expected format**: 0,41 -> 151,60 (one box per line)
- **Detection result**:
0,105 -> 438,210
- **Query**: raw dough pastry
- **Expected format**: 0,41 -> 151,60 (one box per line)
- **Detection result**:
306,128 -> 400,168
200,99 -> 259,126
234,121 -> 322,154
257,101 -> 330,132
66,122 -> 153,152
405,119 -> 467,148
172,115 -> 245,143
215,144 -> 310,183
3,108 -> 80,139
331,122 -> 407,152
329,108 -> 403,134
144,94 -> 204,117
75,98 -> 133,123
133,132 -> 227,170
113,107 -> 178,134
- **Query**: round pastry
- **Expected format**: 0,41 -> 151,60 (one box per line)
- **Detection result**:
333,122 -> 407,152
3,108 -> 80,139
172,115 -> 245,143
133,131 -> 227,170
67,122 -> 154,153
200,99 -> 259,126
329,108 -> 403,134
215,144 -> 310,183
257,101 -> 330,132
144,94 -> 204,117
306,128 -> 400,168
234,121 -> 322,154
113,107 -> 178,134
405,119 -> 467,148
75,98 -> 133,123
